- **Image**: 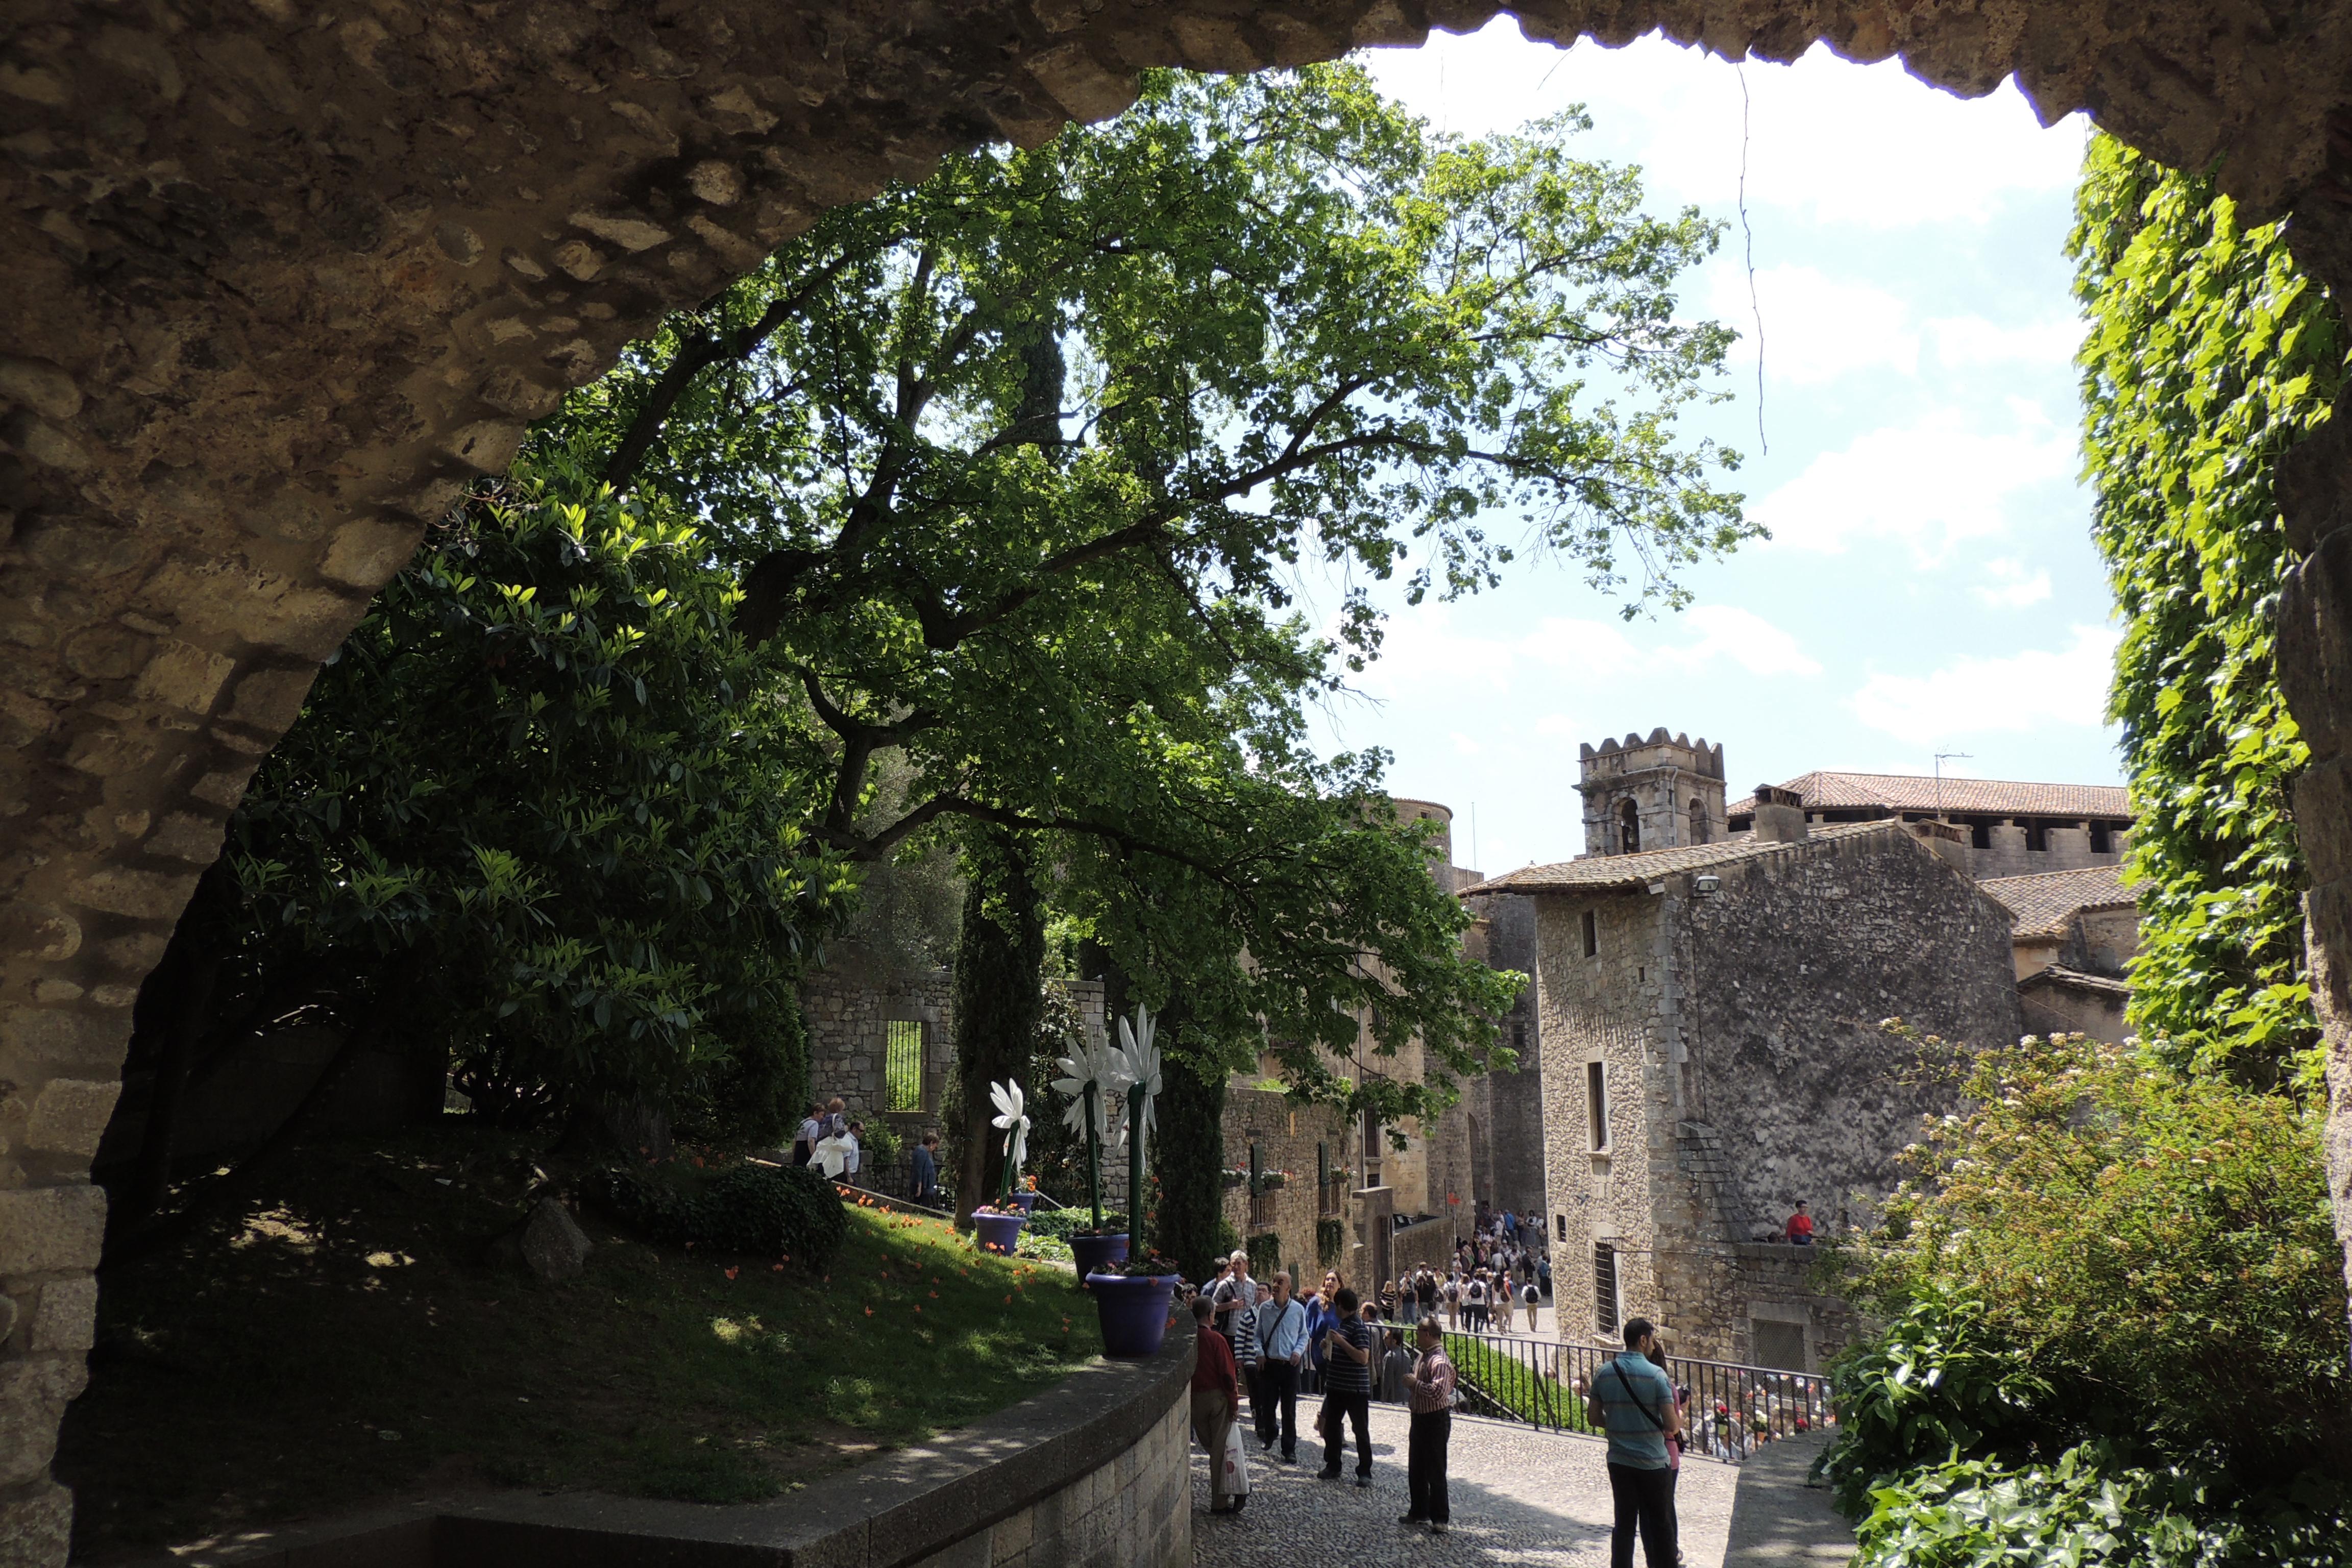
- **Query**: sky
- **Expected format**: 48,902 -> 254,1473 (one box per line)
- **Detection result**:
1300,21 -> 2119,876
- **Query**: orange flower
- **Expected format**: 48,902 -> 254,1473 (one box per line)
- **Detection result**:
865,1306 -> 874,1316
771,1264 -> 785,1272
724,1266 -> 739,1281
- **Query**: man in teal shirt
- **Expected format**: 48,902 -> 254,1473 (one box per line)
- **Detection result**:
1590,1316 -> 1681,1568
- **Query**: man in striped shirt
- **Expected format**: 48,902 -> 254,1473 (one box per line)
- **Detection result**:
1402,1317 -> 1456,1533
1317,1286 -> 1375,1485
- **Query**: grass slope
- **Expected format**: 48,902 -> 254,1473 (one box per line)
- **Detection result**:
1443,1333 -> 1591,1432
60,1129 -> 1099,1560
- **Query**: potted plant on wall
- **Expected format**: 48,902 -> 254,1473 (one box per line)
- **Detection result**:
1087,1006 -> 1182,1357
971,1079 -> 1032,1255
1050,1034 -> 1130,1278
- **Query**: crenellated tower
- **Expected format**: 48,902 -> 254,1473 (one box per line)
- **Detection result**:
1577,728 -> 1728,856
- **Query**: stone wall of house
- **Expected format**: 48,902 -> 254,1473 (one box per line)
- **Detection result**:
1534,827 -> 2013,1357
1221,1084 -> 1352,1290
15,0 -> 2352,1555
1473,889 -> 1550,1218
1533,882 -> 1682,1348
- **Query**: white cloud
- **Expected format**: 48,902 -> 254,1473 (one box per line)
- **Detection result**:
1751,407 -> 2076,562
1974,558 -> 2053,609
1365,26 -> 2089,229
1346,604 -> 1514,698
1707,264 -> 1917,384
1517,604 -> 1819,678
1677,604 -> 1824,675
1450,730 -> 1485,756
1849,624 -> 2120,746
1928,314 -> 2085,368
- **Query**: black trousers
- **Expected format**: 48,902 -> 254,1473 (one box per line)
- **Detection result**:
1407,1411 -> 1451,1522
1257,1359 -> 1300,1456
1607,1462 -> 1677,1568
1319,1388 -> 1372,1477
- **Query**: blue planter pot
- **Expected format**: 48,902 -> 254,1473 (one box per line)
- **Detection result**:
1068,1232 -> 1129,1280
973,1212 -> 1027,1255
1009,1191 -> 1041,1215
1086,1272 -> 1180,1359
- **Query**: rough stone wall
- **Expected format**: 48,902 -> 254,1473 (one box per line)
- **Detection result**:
1533,828 -> 2010,1354
930,1377 -> 1192,1568
1675,828 -> 2016,1242
1221,1084 -> 1351,1289
1472,889 -> 1550,1217
13,0 -> 2352,1554
1966,823 -> 2129,880
2018,972 -> 2131,1043
1532,884 -> 1676,1346
801,965 -> 955,1138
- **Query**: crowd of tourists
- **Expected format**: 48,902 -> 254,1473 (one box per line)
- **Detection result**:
1188,1240 -> 1700,1566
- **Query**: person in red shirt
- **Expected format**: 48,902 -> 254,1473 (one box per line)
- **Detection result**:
1784,1200 -> 1815,1246
1190,1294 -> 1246,1514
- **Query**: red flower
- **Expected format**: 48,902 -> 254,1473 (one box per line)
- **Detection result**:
724,1266 -> 739,1281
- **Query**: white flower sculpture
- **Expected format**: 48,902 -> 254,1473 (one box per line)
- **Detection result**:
1050,1038 -> 1127,1144
1113,1006 -> 1162,1139
988,1077 -> 1031,1176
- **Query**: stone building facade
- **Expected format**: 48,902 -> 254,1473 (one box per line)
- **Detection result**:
1980,865 -> 2142,1043
1471,805 -> 2020,1370
1727,772 -> 2132,881
1221,1085 -> 1355,1291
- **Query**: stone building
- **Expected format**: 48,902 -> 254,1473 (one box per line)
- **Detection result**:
1726,772 -> 2131,881
1980,866 -> 2140,1042
1468,759 -> 2021,1371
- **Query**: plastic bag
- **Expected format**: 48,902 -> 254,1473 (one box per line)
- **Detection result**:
1219,1420 -> 1251,1497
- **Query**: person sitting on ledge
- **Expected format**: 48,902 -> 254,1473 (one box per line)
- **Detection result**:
1783,1200 -> 1814,1246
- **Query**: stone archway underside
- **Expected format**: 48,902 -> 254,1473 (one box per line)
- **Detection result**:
7,2 -> 2352,1556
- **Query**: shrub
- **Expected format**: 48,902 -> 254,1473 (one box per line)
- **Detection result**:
1315,1217 -> 1345,1269
1840,1033 -> 2349,1483
1851,1443 -> 2349,1568
1026,1207 -> 1128,1241
1246,1231 -> 1282,1283
586,1159 -> 848,1266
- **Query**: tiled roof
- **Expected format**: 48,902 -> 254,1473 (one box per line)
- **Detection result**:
1980,865 -> 2136,940
2019,964 -> 2132,997
1726,771 -> 2129,820
1461,820 -> 1898,895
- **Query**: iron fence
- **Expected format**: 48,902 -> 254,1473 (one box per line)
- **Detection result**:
1437,1329 -> 1833,1464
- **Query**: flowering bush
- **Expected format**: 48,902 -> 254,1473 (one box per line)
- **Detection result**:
1833,1033 -> 2347,1488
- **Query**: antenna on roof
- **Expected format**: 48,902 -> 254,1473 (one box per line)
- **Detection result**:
1933,752 -> 1973,818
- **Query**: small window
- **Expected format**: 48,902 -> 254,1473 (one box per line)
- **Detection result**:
1585,1061 -> 1610,1152
1618,798 -> 1641,853
1511,1021 -> 1527,1055
1556,1213 -> 1568,1242
2025,821 -> 2048,852
1582,909 -> 1599,957
1594,1242 -> 1620,1335
884,1020 -> 924,1112
2090,822 -> 2112,853
1688,797 -> 1709,845
1970,820 -> 1991,850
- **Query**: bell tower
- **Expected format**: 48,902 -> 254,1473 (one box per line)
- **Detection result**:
1578,729 -> 1728,856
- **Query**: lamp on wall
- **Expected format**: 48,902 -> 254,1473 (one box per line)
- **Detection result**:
1694,874 -> 1720,895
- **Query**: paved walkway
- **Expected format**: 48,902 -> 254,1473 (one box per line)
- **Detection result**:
1190,1404 -> 1746,1568
1721,1433 -> 1854,1568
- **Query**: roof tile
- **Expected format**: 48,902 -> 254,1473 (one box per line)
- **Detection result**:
1979,865 -> 2137,940
1726,771 -> 2128,820
1463,819 -> 1898,895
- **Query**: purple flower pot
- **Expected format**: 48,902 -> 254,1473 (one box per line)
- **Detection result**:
1068,1232 -> 1129,1280
1009,1191 -> 1041,1215
973,1212 -> 1027,1255
1086,1272 -> 1180,1359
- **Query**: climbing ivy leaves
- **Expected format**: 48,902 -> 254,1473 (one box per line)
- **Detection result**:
2070,136 -> 2343,1086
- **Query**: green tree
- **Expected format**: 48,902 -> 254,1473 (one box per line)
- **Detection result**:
555,64 -> 1744,1131
2071,135 -> 2345,1087
129,442 -> 846,1203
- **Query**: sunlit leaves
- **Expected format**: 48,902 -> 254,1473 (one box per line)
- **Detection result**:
2069,136 -> 2342,1087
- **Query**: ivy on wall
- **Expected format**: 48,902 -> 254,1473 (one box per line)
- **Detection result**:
2069,135 -> 2345,1086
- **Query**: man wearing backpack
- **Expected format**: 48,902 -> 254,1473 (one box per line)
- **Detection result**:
1591,1317 -> 1682,1568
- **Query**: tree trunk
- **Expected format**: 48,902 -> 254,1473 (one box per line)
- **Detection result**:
948,835 -> 1044,1220
1155,1040 -> 1229,1285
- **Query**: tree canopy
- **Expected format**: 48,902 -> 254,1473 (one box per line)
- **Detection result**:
557,64 -> 1746,1121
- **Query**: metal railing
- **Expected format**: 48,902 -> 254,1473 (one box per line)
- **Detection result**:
1437,1329 -> 1833,1464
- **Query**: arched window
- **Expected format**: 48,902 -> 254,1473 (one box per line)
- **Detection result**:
1688,797 -> 1709,845
1618,798 -> 1640,853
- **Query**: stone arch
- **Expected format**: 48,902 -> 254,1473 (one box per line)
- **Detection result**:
1688,796 -> 1710,846
8,2 -> 2352,1555
1618,797 -> 1642,853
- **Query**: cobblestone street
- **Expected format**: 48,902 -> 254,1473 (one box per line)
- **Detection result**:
1191,1403 -> 1744,1568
